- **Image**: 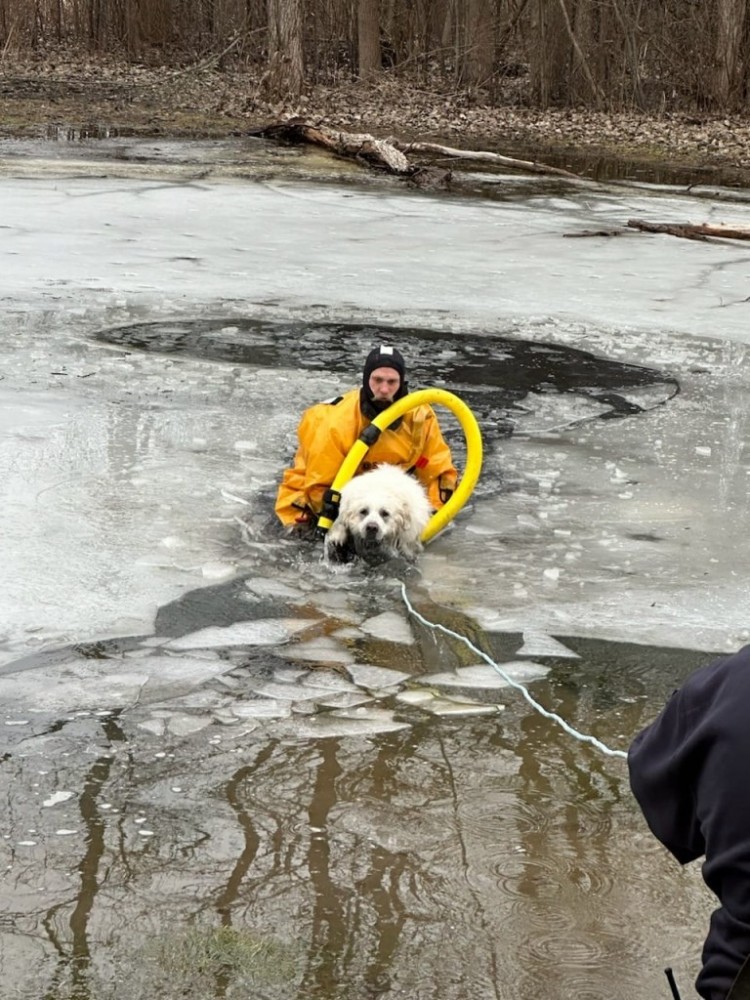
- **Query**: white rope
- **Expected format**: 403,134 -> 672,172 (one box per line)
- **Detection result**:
400,583 -> 628,760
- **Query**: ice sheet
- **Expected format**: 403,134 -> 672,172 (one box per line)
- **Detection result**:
2,151 -> 749,670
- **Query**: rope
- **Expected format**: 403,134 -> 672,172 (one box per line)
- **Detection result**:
400,583 -> 628,760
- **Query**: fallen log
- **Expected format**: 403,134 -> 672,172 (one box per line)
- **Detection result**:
627,220 -> 750,243
563,228 -> 627,238
249,119 -> 411,173
249,119 -> 588,184
392,139 -> 587,181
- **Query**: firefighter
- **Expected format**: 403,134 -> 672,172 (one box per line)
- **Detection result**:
275,345 -> 457,533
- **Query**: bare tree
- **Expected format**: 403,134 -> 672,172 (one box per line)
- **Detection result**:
460,0 -> 495,90
358,0 -> 381,81
556,0 -> 605,106
1,0 -> 749,114
265,0 -> 304,97
714,0 -> 747,106
609,0 -> 646,108
529,0 -> 570,106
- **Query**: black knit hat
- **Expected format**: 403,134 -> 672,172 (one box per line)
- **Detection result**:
359,345 -> 409,421
362,345 -> 406,391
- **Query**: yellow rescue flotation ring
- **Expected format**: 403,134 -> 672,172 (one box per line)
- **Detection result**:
316,388 -> 483,543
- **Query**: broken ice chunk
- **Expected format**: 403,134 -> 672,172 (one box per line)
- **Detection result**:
166,619 -> 313,649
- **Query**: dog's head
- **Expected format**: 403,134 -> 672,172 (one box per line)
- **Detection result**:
323,465 -> 430,566
346,498 -> 409,559
326,496 -> 412,565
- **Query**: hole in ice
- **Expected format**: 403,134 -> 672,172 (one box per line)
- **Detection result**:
93,318 -> 680,448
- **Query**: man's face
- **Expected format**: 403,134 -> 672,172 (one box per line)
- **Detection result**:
368,366 -> 401,403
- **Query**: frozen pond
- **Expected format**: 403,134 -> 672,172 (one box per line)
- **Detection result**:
2,137 -> 750,999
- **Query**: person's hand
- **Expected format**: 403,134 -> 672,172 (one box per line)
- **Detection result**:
439,486 -> 454,504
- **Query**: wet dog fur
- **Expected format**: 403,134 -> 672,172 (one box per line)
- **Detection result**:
323,464 -> 431,565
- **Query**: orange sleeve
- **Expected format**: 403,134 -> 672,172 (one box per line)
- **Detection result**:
414,406 -> 458,509
301,407 -> 356,513
274,394 -> 358,525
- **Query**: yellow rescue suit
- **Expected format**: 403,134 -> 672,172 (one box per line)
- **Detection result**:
275,388 -> 458,527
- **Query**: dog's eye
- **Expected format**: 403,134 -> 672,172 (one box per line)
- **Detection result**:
359,507 -> 369,517
379,509 -> 390,519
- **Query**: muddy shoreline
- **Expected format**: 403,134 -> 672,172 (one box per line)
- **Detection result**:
3,54 -> 750,187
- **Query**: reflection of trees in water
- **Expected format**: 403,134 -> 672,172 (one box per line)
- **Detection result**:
38,716 -> 127,1000
9,581 -> 716,997
509,637 -> 718,1000
509,684 -> 658,999
220,737 -> 407,997
210,722 -> 514,999
3,631 -> 716,999
217,742 -> 277,928
2,478 -> 721,1000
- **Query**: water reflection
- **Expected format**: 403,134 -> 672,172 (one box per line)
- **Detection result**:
45,125 -> 129,142
0,312 -> 715,1000
31,127 -> 750,191
0,570 -> 716,999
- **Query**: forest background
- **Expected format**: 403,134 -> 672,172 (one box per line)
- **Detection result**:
2,0 -> 750,182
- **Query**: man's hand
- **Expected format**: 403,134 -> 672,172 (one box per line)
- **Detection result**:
438,474 -> 455,506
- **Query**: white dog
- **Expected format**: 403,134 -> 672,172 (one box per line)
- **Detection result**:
323,464 -> 432,565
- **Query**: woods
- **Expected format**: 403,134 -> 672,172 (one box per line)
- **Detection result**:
1,0 -> 749,112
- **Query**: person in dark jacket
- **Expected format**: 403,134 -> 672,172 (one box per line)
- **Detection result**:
628,644 -> 750,1000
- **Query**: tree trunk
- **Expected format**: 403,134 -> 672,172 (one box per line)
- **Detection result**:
358,0 -> 381,81
610,0 -> 646,107
529,0 -> 569,106
265,0 -> 304,98
714,0 -> 746,107
429,0 -> 452,71
556,0 -> 605,106
124,0 -> 141,59
460,0 -> 495,90
89,0 -> 102,50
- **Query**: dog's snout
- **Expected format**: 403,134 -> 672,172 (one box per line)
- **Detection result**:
365,522 -> 379,535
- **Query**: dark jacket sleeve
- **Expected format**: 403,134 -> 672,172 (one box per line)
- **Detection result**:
628,684 -> 705,864
629,647 -> 750,1000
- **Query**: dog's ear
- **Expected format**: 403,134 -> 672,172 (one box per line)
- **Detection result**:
389,503 -> 408,535
390,501 -> 424,560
